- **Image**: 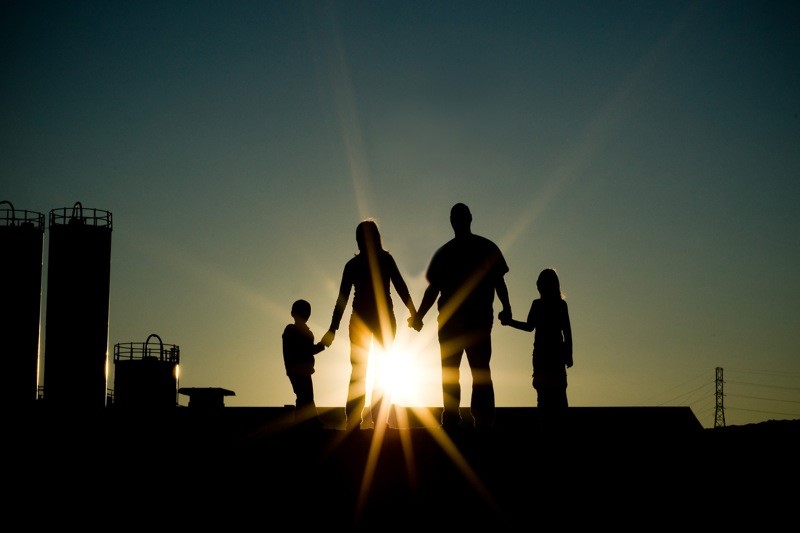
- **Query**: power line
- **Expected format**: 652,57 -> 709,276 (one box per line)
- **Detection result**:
725,380 -> 800,392
727,394 -> 800,404
726,368 -> 800,379
656,381 -> 713,406
635,366 -> 799,428
686,391 -> 715,409
725,406 -> 800,417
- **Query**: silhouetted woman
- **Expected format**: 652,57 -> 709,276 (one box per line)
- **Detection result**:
322,219 -> 417,430
502,268 -> 573,424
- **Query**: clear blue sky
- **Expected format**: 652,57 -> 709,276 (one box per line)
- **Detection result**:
3,1 -> 798,428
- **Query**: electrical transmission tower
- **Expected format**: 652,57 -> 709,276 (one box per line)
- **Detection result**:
714,366 -> 726,428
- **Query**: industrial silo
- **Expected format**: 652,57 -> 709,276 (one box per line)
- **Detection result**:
0,201 -> 45,408
43,202 -> 112,411
113,333 -> 180,409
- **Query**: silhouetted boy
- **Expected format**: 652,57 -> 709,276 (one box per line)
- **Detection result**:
283,299 -> 327,429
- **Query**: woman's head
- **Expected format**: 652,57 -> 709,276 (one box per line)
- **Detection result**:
536,268 -> 562,299
356,219 -> 382,252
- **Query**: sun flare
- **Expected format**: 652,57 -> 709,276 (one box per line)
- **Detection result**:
366,338 -> 428,408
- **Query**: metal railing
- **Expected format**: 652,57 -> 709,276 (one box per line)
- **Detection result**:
49,202 -> 112,229
0,200 -> 45,229
114,333 -> 180,364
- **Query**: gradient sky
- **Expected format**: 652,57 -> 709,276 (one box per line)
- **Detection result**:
3,1 -> 798,428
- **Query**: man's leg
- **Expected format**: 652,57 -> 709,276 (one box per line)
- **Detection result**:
466,330 -> 495,430
440,333 -> 464,429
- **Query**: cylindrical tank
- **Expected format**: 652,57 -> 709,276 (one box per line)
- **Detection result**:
43,202 -> 112,411
0,201 -> 45,408
113,333 -> 180,409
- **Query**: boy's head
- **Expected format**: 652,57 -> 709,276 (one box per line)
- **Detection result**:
291,299 -> 312,321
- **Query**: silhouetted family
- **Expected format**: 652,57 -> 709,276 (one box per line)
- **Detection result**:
282,202 -> 573,432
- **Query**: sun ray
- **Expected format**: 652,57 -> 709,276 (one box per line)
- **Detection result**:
307,6 -> 523,514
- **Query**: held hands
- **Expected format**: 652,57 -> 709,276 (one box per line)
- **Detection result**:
407,313 -> 423,332
498,308 -> 512,326
321,330 -> 336,347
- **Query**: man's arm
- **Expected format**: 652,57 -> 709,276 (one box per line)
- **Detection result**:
495,276 -> 512,323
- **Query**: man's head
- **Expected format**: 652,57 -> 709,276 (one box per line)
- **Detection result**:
450,203 -> 472,236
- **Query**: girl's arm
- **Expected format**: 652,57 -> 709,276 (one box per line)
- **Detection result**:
502,299 -> 536,332
562,300 -> 573,367
504,318 -> 534,332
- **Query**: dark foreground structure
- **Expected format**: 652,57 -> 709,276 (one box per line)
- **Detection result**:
10,406 -> 798,530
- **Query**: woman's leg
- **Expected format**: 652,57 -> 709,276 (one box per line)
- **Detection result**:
368,319 -> 397,429
347,317 -> 371,429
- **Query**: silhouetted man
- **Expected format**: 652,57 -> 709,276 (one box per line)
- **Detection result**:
411,203 -> 511,431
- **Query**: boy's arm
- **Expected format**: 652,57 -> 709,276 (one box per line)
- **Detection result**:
312,341 -> 326,355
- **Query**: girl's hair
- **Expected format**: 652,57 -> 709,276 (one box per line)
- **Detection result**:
355,219 -> 383,252
536,268 -> 563,300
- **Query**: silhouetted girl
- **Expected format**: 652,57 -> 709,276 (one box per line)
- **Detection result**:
502,268 -> 573,417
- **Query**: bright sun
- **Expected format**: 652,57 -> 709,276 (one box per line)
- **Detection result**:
366,339 -> 426,407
